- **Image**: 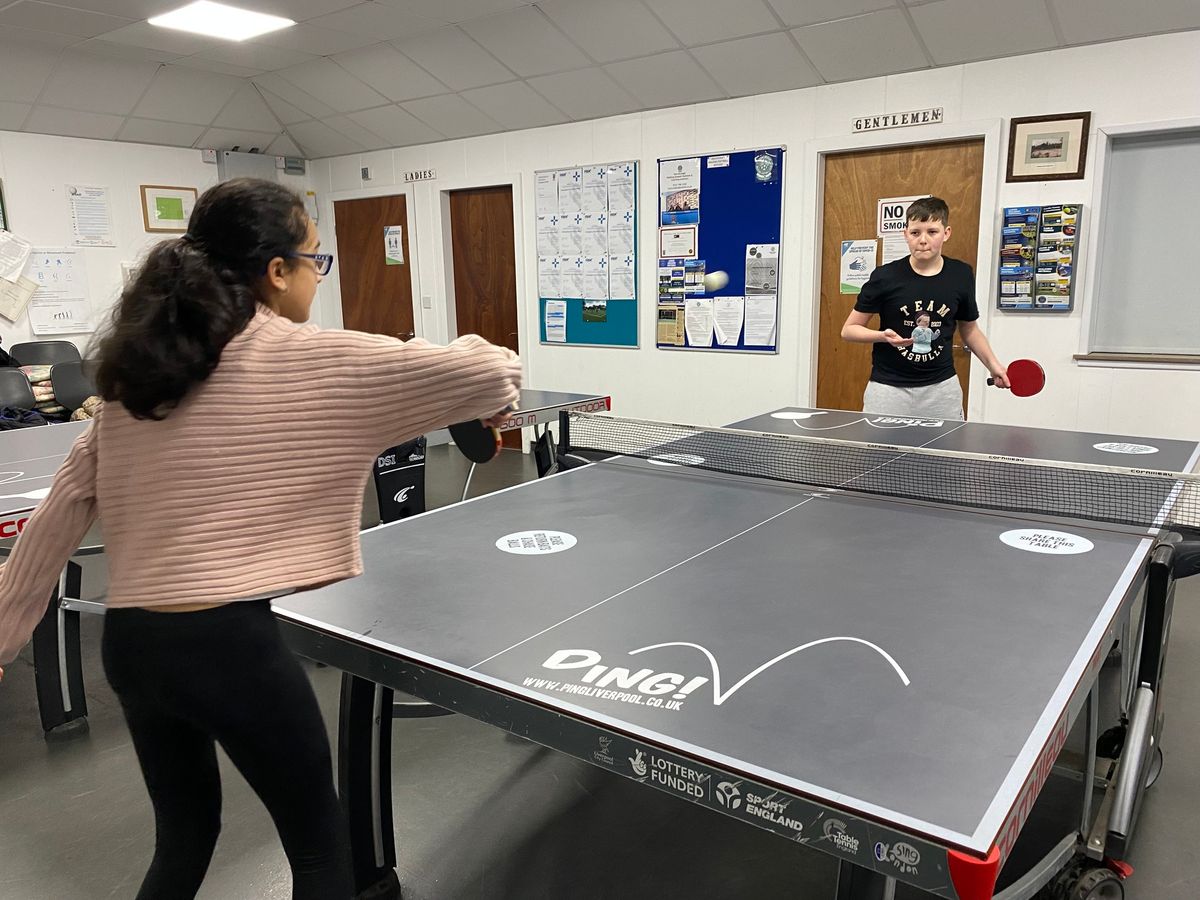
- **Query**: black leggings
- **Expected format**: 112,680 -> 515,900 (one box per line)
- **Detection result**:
102,600 -> 351,900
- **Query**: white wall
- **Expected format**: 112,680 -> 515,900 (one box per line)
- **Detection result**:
309,30 -> 1200,443
0,132 -> 315,356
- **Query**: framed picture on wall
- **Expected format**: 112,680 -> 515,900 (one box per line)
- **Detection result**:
139,184 -> 198,233
1006,112 -> 1091,182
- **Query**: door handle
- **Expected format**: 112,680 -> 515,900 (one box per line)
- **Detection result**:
396,331 -> 415,340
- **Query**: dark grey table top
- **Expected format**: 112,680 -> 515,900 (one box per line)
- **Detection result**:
0,420 -> 89,519
277,408 -> 1199,854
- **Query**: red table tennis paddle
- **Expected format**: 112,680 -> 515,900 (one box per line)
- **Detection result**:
989,358 -> 1045,397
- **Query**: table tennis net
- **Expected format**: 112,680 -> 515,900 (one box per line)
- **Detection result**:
563,412 -> 1200,532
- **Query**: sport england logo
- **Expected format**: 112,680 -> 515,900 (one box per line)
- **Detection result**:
715,781 -> 742,810
874,841 -> 920,875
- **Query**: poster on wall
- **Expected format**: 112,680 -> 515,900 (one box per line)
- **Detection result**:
536,160 -> 638,347
840,240 -> 878,293
28,248 -> 94,334
878,194 -> 927,263
66,184 -> 115,247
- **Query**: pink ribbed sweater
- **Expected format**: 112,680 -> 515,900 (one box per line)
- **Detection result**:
0,306 -> 522,663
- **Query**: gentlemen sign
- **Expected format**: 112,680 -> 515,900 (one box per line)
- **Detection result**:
853,108 -> 943,133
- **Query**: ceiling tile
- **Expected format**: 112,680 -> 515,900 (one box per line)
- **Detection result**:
36,0 -> 184,17
391,0 -> 532,25
213,84 -> 282,130
74,40 -> 184,64
25,105 -> 124,140
277,57 -> 388,112
117,117 -> 206,147
253,23 -> 379,56
539,0 -> 677,63
172,56 -> 265,78
91,22 -> 223,56
268,132 -> 302,157
255,86 -> 314,124
391,26 -> 514,90
605,50 -> 725,108
792,10 -> 929,82
347,104 -> 443,145
0,40 -> 62,103
288,118 -> 365,156
461,7 -> 589,77
691,32 -> 822,96
460,80 -> 566,129
253,72 -> 337,118
527,67 -> 641,119
308,2 -> 442,40
402,93 -> 500,138
0,1 -> 133,38
134,66 -> 243,125
1050,0 -> 1200,44
0,101 -> 31,130
910,0 -> 1056,65
39,52 -> 161,116
767,0 -> 895,28
253,0 -> 364,19
324,113 -> 390,149
332,43 -> 447,101
0,24 -> 79,48
194,43 -> 317,72
646,0 -> 780,46
197,128 -> 281,152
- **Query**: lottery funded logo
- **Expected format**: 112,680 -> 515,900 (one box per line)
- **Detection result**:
1000,529 -> 1094,555
495,530 -> 577,555
874,841 -> 921,875
625,747 -> 709,801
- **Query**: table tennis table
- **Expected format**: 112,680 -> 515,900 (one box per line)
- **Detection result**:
9,391 -> 609,737
274,407 -> 1200,900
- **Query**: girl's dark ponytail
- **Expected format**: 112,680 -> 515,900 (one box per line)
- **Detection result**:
93,178 -> 308,420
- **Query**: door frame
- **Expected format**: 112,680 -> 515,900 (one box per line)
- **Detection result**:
316,183 -> 423,336
433,174 -> 527,361
800,119 -> 1004,420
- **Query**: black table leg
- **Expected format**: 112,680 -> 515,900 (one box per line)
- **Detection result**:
338,673 -> 402,900
32,560 -> 88,739
836,860 -> 896,900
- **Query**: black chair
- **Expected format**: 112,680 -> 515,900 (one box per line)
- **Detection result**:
10,340 -> 81,367
50,362 -> 97,412
0,368 -> 37,409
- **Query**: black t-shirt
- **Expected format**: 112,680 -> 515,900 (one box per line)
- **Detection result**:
853,256 -> 978,387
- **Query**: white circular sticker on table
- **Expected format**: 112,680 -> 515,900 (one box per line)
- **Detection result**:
648,453 -> 705,467
770,411 -> 825,420
1093,442 -> 1159,455
496,530 -> 577,555
1000,529 -> 1094,555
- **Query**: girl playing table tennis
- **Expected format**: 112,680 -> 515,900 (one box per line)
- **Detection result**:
0,177 -> 521,899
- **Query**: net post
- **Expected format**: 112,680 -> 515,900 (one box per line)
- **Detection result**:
559,409 -> 572,453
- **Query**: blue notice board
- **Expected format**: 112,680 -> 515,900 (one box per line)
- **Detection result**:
656,148 -> 784,353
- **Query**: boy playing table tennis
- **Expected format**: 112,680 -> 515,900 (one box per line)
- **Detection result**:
841,196 -> 1009,419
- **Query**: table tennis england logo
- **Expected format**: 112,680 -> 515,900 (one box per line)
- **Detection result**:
521,639 -> 910,712
874,840 -> 921,875
821,818 -> 861,856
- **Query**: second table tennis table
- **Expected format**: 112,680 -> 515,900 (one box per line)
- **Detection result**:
275,407 -> 1200,900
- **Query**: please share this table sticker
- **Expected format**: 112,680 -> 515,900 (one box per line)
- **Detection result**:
1000,529 -> 1094,555
496,531 -> 577,555
1093,442 -> 1158,455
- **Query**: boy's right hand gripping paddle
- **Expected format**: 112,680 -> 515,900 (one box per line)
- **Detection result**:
989,358 -> 1045,397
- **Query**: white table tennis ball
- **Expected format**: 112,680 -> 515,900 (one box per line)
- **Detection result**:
703,270 -> 729,292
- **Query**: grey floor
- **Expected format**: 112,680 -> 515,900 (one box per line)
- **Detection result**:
1,443 -> 1198,900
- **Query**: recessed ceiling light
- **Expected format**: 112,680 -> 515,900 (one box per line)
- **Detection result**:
148,1 -> 294,42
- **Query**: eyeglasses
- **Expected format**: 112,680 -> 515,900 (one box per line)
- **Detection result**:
288,252 -> 334,276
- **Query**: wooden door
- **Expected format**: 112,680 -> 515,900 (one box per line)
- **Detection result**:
448,185 -> 520,447
333,194 -> 415,339
816,140 -> 984,415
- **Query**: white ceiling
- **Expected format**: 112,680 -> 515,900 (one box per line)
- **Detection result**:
0,0 -> 1197,159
